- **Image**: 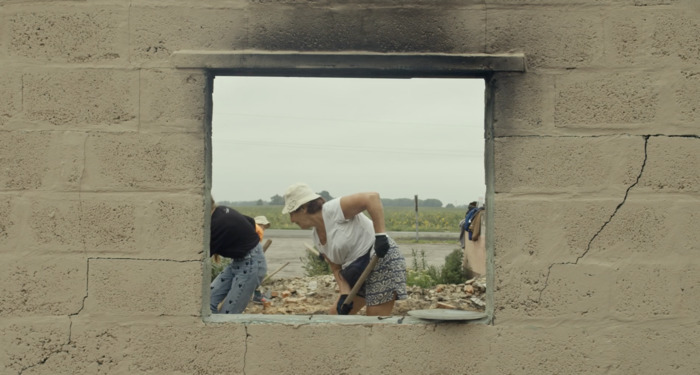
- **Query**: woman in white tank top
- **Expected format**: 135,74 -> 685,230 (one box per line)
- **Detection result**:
282,183 -> 408,316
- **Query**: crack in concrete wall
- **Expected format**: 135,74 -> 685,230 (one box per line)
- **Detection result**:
243,325 -> 250,375
537,134 -> 651,301
19,354 -> 51,374
15,257 -> 200,374
17,322 -> 71,375
19,257 -> 93,374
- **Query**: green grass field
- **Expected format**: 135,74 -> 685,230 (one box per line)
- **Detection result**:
230,205 -> 466,232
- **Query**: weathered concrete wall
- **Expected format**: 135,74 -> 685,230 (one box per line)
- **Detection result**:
1,1 -> 699,374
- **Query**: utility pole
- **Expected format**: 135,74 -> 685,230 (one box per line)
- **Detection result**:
414,195 -> 419,241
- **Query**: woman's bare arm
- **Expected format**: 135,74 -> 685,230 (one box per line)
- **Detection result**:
339,192 -> 386,234
326,257 -> 351,294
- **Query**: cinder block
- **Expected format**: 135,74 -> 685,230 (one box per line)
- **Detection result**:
553,71 -> 660,128
493,262 -> 550,319
538,263 -> 614,319
494,197 -> 617,265
82,132 -> 205,191
360,324 -> 492,374
611,264 -> 681,319
647,10 -> 700,65
246,325 -> 366,373
247,0 -> 482,4
489,325 -> 615,375
586,197 -> 698,262
27,196 -> 85,251
492,72 -> 555,136
639,136 -> 700,192
601,7 -> 700,67
0,317 -> 71,374
0,131 -> 86,192
79,198 -> 138,254
486,8 -> 603,69
8,7 -> 127,63
24,194 -> 205,258
23,195 -> 140,254
0,131 -> 51,190
495,258 -> 616,321
24,316 -> 243,374
358,6 -> 486,52
248,6 -> 485,52
46,316 -> 132,374
494,135 -> 645,193
0,255 -> 86,317
84,259 -> 201,316
247,6 -> 361,51
125,317 -> 247,373
680,265 -> 700,316
488,0 -> 636,3
603,8 -> 658,67
672,71 -> 700,124
129,5 -> 246,62
40,131 -> 88,192
139,69 -> 209,131
0,195 -> 13,246
138,195 -> 205,260
23,69 -> 138,128
0,72 -> 22,127
603,323 -> 700,374
7,316 -> 235,374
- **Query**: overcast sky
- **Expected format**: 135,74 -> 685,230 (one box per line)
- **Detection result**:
211,76 -> 485,207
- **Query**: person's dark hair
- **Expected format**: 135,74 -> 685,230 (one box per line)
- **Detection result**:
302,197 -> 325,214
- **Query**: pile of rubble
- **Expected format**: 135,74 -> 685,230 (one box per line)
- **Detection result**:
245,275 -> 487,315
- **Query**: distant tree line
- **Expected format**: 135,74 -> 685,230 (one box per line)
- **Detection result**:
218,190 -> 466,208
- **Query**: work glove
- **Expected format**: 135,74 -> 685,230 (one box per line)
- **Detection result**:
336,294 -> 353,315
374,233 -> 390,258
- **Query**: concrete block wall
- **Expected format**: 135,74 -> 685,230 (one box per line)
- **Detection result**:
1,1 -> 698,374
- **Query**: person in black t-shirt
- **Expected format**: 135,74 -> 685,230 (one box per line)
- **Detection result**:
209,198 -> 267,314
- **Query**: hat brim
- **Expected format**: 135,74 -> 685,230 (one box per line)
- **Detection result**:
281,192 -> 321,214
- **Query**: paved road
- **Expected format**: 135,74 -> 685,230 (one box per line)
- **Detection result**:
261,229 -> 462,279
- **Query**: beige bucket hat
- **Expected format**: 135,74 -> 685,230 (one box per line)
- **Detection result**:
282,183 -> 321,214
254,216 -> 270,226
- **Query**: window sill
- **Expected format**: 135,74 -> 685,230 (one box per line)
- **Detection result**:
204,312 -> 488,325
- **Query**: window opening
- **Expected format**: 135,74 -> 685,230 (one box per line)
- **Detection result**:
210,76 -> 486,320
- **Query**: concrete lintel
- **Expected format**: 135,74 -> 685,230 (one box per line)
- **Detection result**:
172,50 -> 526,77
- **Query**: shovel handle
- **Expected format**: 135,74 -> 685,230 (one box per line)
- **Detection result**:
342,254 -> 379,307
261,261 -> 289,285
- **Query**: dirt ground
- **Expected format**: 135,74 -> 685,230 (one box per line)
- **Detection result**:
241,229 -> 484,316
243,274 -> 487,316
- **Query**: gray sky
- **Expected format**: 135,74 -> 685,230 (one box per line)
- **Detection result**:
211,76 -> 485,207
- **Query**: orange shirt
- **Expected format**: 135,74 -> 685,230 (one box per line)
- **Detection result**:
255,224 -> 265,242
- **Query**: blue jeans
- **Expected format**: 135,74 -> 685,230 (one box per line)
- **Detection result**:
210,243 -> 267,314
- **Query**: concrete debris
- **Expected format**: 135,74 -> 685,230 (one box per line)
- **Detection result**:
464,285 -> 475,295
308,280 -> 318,291
469,296 -> 486,308
436,302 -> 456,309
244,275 -> 487,315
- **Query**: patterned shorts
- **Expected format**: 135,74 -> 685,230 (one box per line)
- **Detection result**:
341,237 -> 408,306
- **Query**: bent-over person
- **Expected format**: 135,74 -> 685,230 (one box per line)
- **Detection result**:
209,199 -> 267,314
281,183 -> 407,316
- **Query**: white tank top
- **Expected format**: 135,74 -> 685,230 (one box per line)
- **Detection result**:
312,197 -> 375,268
